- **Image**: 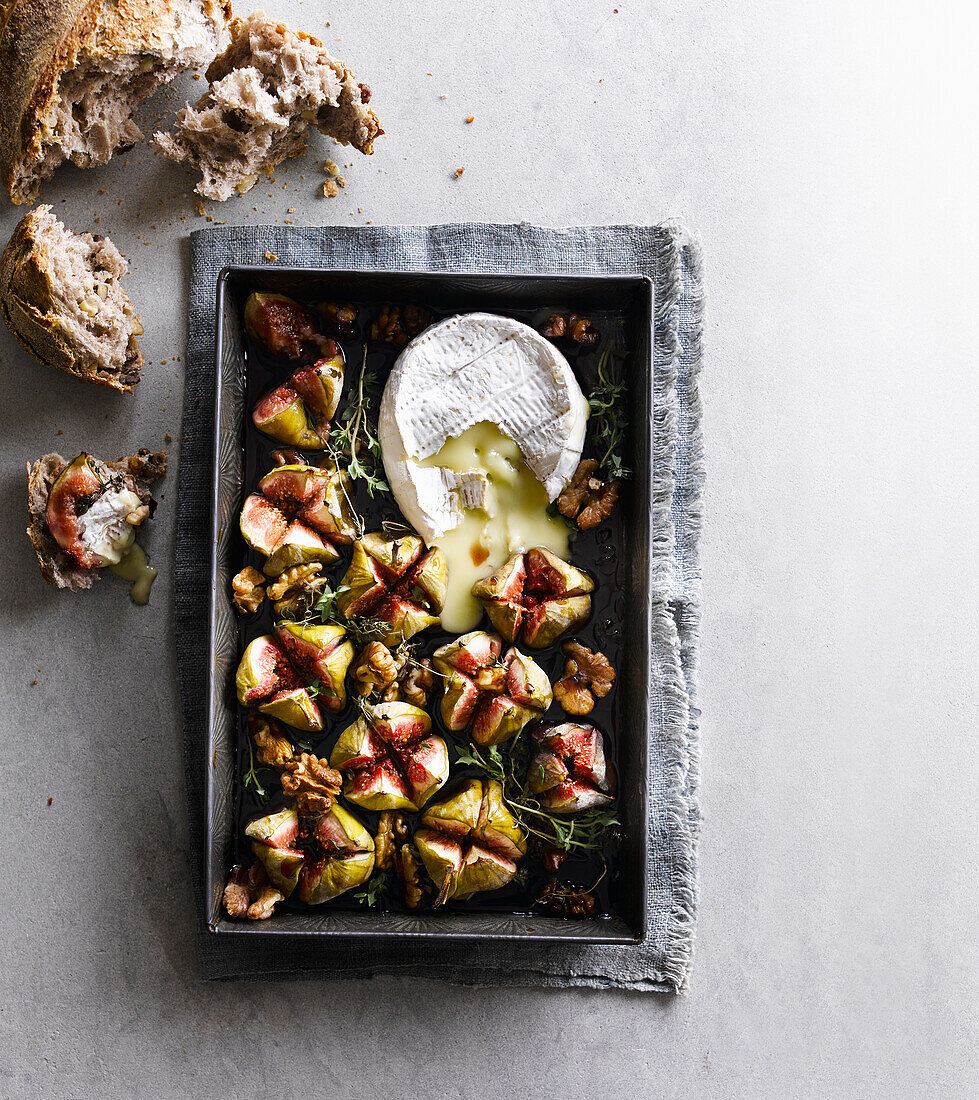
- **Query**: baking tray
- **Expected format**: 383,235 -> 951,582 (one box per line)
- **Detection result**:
206,267 -> 654,943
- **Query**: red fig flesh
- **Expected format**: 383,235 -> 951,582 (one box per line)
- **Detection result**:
433,632 -> 551,746
337,532 -> 447,645
472,547 -> 594,649
527,723 -> 616,813
329,702 -> 448,812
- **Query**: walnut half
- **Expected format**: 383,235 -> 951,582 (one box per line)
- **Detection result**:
553,641 -> 615,716
267,562 -> 327,618
231,566 -> 265,614
248,714 -> 294,769
556,459 -> 620,530
351,641 -> 399,697
374,810 -> 408,872
223,861 -> 284,921
279,753 -> 342,817
394,844 -> 424,909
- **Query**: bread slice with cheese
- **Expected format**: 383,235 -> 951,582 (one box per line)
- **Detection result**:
27,448 -> 167,590
1,205 -> 144,392
0,0 -> 231,204
154,10 -> 382,200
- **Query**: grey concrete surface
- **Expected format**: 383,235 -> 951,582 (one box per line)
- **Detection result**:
0,1 -> 976,1096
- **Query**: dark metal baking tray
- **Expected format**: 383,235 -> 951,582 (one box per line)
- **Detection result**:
206,266 -> 653,943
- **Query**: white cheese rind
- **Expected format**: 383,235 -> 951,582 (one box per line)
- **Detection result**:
379,312 -> 588,541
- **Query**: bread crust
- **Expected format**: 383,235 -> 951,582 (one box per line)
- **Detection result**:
0,205 -> 143,391
27,448 -> 167,590
0,0 -> 99,203
0,0 -> 232,203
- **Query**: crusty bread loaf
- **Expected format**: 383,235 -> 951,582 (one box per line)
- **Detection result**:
0,0 -> 230,204
154,10 -> 382,201
27,448 -> 167,590
1,204 -> 144,391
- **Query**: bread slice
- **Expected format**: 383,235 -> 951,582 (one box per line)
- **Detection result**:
1,205 -> 144,391
27,448 -> 167,590
154,10 -> 382,200
0,0 -> 230,204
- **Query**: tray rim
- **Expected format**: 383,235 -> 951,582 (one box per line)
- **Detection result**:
206,265 -> 654,944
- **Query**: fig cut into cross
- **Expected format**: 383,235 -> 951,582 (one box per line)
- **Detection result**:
329,701 -> 450,812
414,778 -> 527,904
433,630 -> 552,746
471,546 -> 595,649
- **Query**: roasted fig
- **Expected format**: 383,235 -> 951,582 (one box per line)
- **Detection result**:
337,531 -> 447,645
235,634 -> 323,732
246,804 -> 374,904
414,778 -> 526,903
45,453 -> 147,569
252,349 -> 345,449
433,631 -> 552,746
240,462 -> 358,576
526,722 -> 616,813
274,620 -> 354,714
329,701 -> 449,812
472,547 -> 594,649
295,805 -> 376,904
243,291 -> 336,362
245,807 -> 305,894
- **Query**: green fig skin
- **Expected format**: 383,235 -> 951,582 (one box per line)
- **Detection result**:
250,841 -> 305,896
295,805 -> 375,903
258,687 -> 324,732
417,778 -> 526,903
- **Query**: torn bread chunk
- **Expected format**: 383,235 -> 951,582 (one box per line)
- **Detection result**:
1,205 -> 144,392
0,1 -> 231,204
27,449 -> 167,591
154,10 -> 382,200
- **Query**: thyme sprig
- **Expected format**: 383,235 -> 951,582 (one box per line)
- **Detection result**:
588,338 -> 631,482
328,346 -> 389,498
454,737 -> 620,855
242,736 -> 273,803
353,870 -> 391,907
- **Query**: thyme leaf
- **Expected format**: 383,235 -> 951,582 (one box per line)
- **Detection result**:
354,871 -> 391,907
328,348 -> 388,499
589,338 -> 631,482
242,736 -> 273,803
454,735 -> 620,855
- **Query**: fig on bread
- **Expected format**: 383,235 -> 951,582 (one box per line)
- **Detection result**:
0,0 -> 230,204
27,448 -> 167,591
1,205 -> 144,391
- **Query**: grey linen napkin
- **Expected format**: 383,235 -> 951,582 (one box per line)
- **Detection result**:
176,222 -> 704,993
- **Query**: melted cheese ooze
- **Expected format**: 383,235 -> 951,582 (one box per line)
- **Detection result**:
418,422 -> 570,631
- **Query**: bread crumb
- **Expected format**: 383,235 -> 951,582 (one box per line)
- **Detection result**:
265,251 -> 278,261
466,115 -> 475,123
47,797 -> 53,806
55,430 -> 62,436
358,206 -> 364,213
336,176 -> 347,188
94,216 -> 101,223
194,200 -> 206,216
453,166 -> 465,178
287,207 -> 296,213
323,179 -> 339,197
324,160 -> 339,176
440,94 -> 446,99
165,433 -> 173,444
